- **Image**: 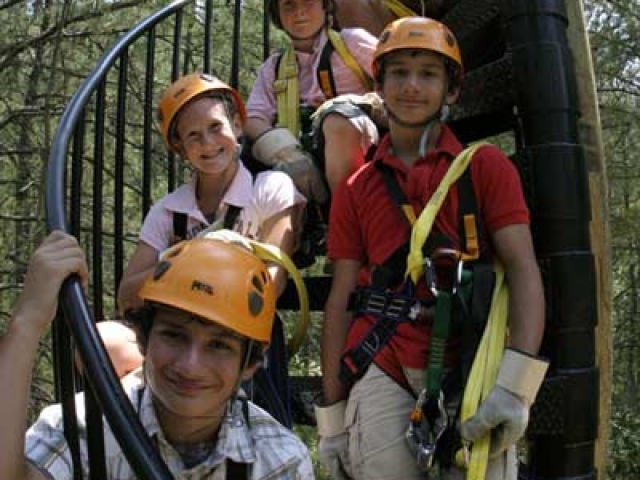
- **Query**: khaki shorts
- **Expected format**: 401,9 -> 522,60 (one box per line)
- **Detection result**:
345,364 -> 518,480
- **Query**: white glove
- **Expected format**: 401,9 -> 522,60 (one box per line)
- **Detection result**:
318,433 -> 352,480
161,229 -> 253,261
252,127 -> 329,203
315,401 -> 352,480
199,227 -> 252,248
460,348 -> 549,457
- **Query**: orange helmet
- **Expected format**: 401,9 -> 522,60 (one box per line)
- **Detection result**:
157,73 -> 247,154
372,17 -> 462,81
138,237 -> 275,343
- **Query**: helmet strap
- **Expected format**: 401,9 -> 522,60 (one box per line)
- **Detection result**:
226,339 -> 256,425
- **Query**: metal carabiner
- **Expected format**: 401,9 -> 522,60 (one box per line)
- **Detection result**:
425,248 -> 465,295
451,256 -> 464,296
405,389 -> 449,471
424,256 -> 439,297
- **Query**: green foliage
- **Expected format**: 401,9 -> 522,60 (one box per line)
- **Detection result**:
1,0 -> 639,476
587,0 -> 640,476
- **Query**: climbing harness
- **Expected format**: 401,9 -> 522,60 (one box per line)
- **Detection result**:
341,142 -> 506,472
341,143 -> 486,385
274,31 -> 373,138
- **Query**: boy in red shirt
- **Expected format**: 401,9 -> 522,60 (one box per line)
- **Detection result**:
318,17 -> 548,480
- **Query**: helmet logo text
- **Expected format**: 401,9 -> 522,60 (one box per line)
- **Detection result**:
191,280 -> 214,295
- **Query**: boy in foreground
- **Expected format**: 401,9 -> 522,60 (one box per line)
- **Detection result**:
0,231 -> 313,479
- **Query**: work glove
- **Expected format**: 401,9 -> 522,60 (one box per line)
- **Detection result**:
312,92 -> 387,129
319,433 -> 352,480
315,401 -> 353,480
252,127 -> 329,204
460,348 -> 549,457
198,227 -> 252,248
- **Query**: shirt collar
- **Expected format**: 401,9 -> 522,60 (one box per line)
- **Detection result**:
137,385 -> 257,468
223,160 -> 253,209
374,124 -> 464,171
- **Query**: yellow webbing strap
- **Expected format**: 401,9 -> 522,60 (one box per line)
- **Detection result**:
248,240 -> 310,358
383,0 -> 417,18
405,142 -> 488,284
275,42 -> 301,136
327,29 -> 374,91
459,260 -> 508,480
200,229 -> 310,357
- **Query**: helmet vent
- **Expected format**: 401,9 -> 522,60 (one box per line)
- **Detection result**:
166,246 -> 182,258
445,32 -> 456,48
251,273 -> 265,293
153,260 -> 171,280
248,291 -> 264,317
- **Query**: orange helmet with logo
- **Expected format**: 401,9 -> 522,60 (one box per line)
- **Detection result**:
372,17 -> 463,82
157,73 -> 247,154
138,237 -> 275,343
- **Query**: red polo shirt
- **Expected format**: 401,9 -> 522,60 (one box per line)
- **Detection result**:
327,125 -> 529,383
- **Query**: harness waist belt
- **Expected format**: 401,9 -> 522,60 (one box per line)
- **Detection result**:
348,286 -> 436,321
341,287 -> 436,385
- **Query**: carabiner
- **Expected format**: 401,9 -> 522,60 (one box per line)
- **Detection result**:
405,389 -> 449,471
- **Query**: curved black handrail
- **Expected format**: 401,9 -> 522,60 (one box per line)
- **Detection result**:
46,1 -> 195,478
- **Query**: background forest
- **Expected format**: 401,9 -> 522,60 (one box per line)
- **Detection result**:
0,0 -> 637,478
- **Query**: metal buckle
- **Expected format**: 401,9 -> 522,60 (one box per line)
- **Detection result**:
406,389 -> 449,471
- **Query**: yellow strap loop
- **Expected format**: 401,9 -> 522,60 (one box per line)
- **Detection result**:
405,142 -> 488,284
383,0 -> 417,18
276,42 -> 301,136
248,240 -> 310,358
327,29 -> 373,91
459,260 -> 509,480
